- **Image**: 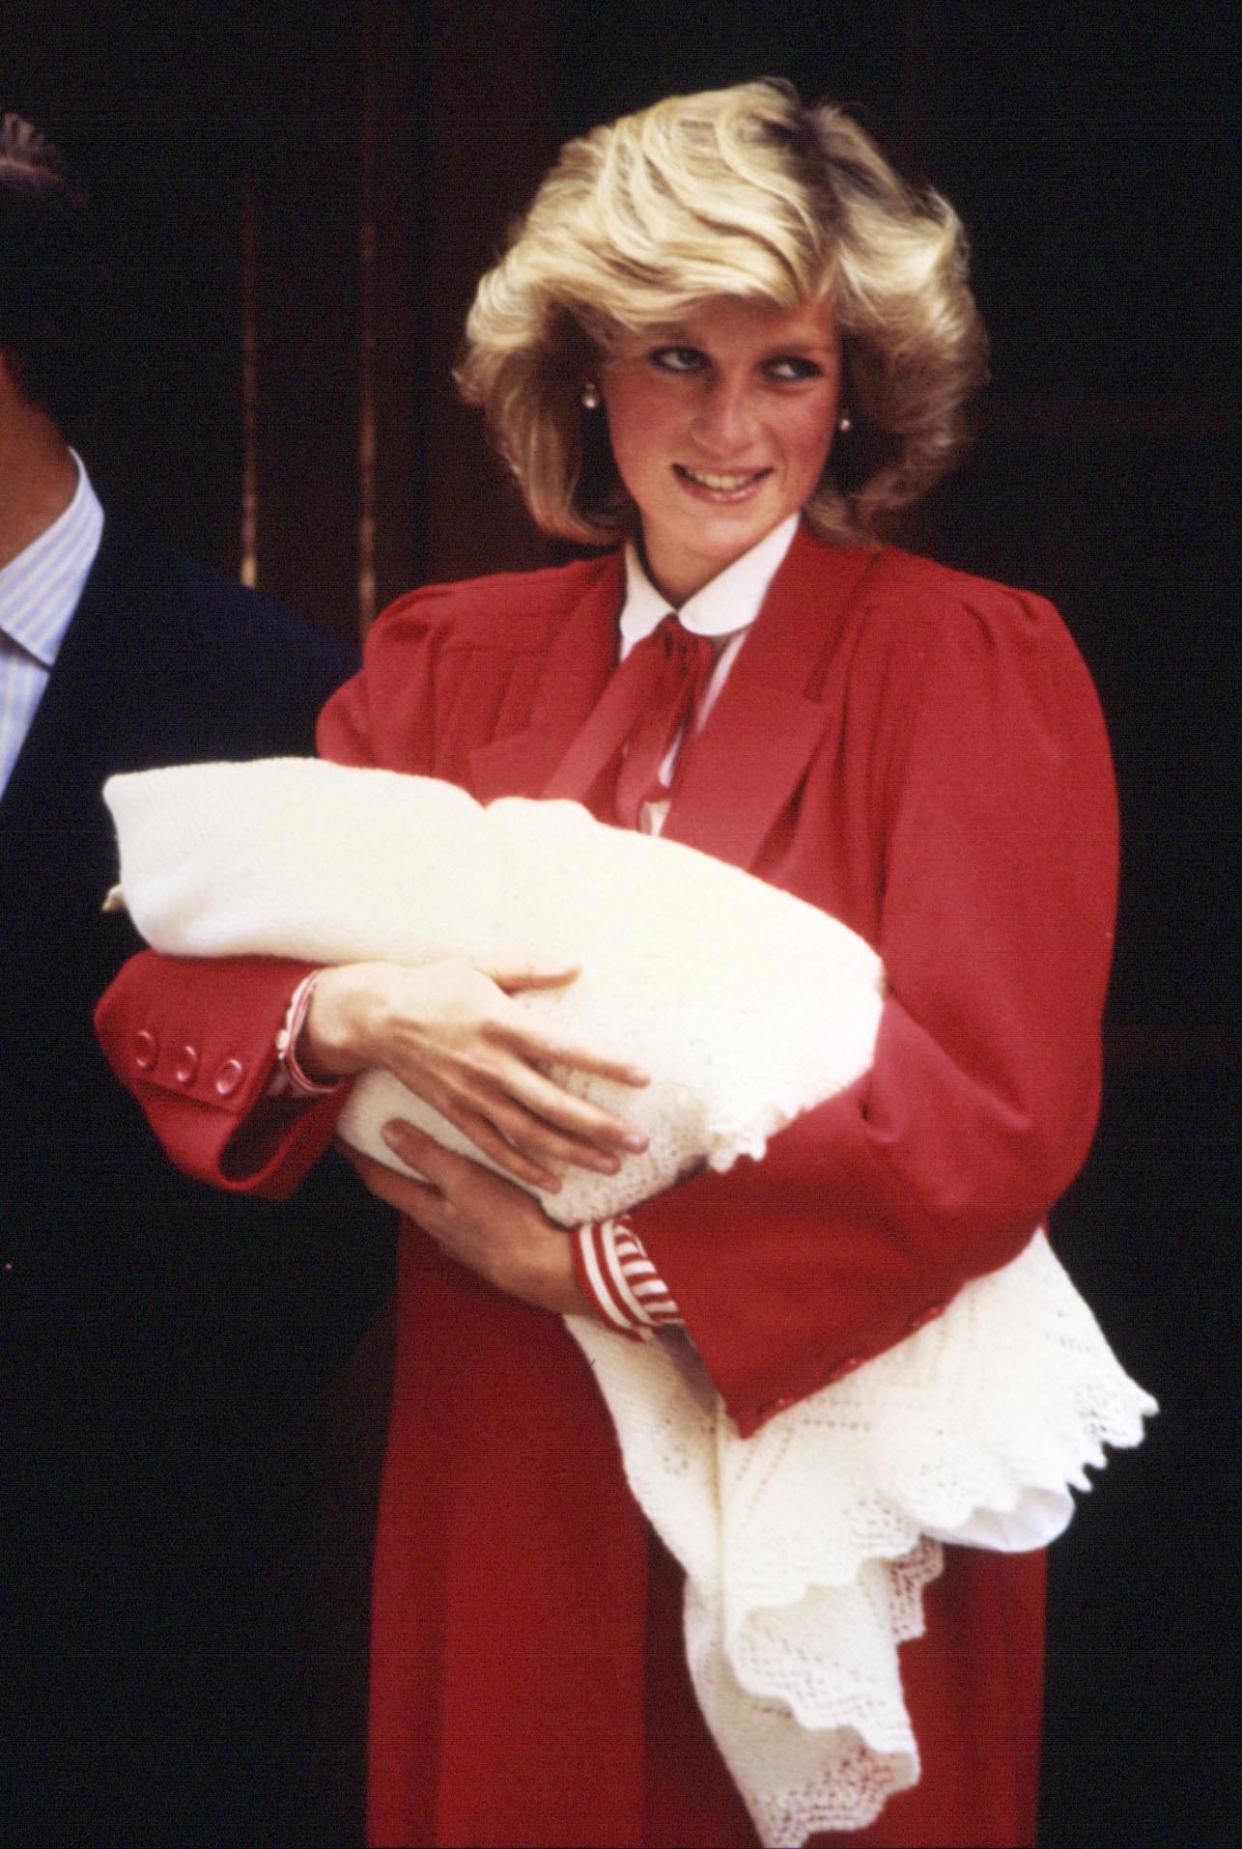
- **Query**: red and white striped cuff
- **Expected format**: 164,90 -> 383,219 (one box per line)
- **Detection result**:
572,1217 -> 683,1340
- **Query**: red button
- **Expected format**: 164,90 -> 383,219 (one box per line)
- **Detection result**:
134,1030 -> 158,1072
174,1045 -> 199,1085
214,1058 -> 244,1097
906,1303 -> 945,1336
824,1356 -> 864,1385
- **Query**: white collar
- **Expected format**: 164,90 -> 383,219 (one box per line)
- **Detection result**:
0,451 -> 104,666
619,513 -> 800,654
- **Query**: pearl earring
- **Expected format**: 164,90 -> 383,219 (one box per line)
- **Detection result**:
836,408 -> 853,434
581,381 -> 601,410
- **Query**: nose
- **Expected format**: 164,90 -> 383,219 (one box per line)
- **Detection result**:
690,375 -> 756,455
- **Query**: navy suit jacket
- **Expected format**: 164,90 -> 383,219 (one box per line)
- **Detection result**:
0,517 -> 394,1839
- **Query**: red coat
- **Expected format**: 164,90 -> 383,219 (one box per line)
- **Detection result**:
97,527 -> 1118,1848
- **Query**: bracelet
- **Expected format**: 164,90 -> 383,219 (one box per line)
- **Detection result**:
274,971 -> 342,1097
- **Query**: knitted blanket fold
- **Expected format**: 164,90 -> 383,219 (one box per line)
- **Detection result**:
105,757 -> 1156,1845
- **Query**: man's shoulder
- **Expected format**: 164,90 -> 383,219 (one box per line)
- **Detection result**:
93,518 -> 356,680
67,517 -> 357,761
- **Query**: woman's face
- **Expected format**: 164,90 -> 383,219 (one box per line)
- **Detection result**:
599,296 -> 842,606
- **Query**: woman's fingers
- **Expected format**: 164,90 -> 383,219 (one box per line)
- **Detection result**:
314,957 -> 650,1172
432,1097 -> 563,1193
481,963 -> 652,1088
336,1138 -> 444,1216
469,1085 -> 629,1177
480,959 -> 582,994
422,1035 -> 646,1166
376,1119 -> 475,1194
338,1124 -> 492,1215
422,1073 -> 630,1185
388,1046 -> 633,1178
338,1126 -> 586,1317
484,1056 -> 648,1158
492,1002 -> 651,1090
377,1041 -> 635,1182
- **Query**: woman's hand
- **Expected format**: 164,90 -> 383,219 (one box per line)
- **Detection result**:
338,1122 -> 590,1315
302,957 -> 649,1192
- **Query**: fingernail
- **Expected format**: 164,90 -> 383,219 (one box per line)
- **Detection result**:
381,1122 -> 404,1149
626,1067 -> 651,1086
620,1132 -> 647,1153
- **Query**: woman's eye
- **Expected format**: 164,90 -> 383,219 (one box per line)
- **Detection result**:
649,345 -> 704,373
766,355 -> 823,382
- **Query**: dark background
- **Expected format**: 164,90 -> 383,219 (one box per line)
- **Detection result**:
4,3 -> 1237,1843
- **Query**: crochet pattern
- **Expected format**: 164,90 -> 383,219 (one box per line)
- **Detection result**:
105,757 -> 1156,1844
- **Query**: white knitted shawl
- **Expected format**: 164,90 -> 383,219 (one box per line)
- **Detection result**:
105,758 -> 1155,1845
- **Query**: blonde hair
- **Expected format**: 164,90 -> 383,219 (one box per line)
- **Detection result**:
458,79 -> 989,547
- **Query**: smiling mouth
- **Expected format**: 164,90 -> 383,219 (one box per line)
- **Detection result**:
674,464 -> 771,495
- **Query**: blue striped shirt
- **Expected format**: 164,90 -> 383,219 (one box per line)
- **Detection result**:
0,453 -> 104,796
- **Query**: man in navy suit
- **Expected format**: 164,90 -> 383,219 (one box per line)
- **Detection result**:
0,113 -> 394,1842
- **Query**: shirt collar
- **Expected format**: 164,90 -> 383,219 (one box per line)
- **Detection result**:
0,451 -> 105,667
619,512 -> 800,654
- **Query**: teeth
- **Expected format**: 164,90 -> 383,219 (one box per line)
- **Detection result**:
680,467 -> 763,490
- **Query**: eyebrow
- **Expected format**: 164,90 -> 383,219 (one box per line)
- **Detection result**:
637,327 -> 835,357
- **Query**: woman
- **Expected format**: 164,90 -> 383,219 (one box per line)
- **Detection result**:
98,81 -> 1120,1847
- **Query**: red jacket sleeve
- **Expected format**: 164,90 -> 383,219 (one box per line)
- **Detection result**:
94,950 -> 348,1197
631,586 -> 1119,1435
93,592 -> 451,1198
